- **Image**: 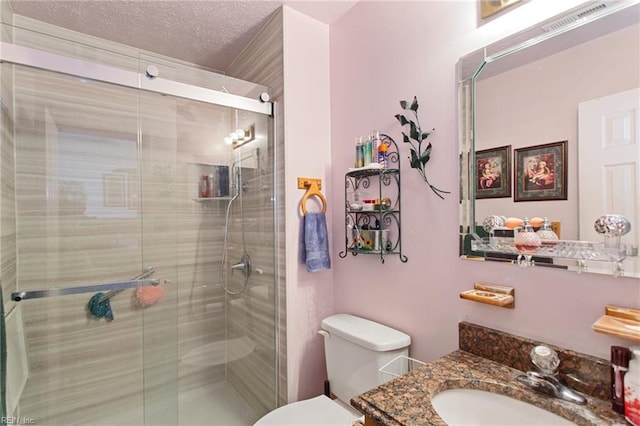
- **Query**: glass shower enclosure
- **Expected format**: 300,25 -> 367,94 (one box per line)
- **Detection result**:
0,24 -> 277,426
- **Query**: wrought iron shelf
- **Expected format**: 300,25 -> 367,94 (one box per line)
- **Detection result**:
346,247 -> 403,256
348,208 -> 400,215
339,134 -> 407,264
346,167 -> 400,178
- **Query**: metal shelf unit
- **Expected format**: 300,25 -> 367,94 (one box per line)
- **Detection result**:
339,135 -> 407,263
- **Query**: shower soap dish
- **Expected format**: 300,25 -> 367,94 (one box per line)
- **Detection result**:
459,282 -> 515,308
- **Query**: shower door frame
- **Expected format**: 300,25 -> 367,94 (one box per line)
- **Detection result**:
0,42 -> 273,117
0,39 -> 278,422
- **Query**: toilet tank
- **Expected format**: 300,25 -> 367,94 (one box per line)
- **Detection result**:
320,314 -> 411,404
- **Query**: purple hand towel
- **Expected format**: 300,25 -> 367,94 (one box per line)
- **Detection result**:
302,212 -> 331,272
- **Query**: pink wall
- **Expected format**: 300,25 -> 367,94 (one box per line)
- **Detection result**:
282,7 -> 335,402
328,0 -> 639,370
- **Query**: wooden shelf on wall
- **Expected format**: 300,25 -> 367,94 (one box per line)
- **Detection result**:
592,305 -> 640,342
459,282 -> 515,308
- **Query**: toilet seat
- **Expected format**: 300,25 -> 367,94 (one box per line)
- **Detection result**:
253,395 -> 364,425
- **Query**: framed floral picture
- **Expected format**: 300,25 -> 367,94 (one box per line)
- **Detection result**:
475,145 -> 511,199
514,140 -> 567,202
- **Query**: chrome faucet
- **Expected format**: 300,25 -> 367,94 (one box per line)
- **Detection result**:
517,345 -> 587,405
230,252 -> 251,279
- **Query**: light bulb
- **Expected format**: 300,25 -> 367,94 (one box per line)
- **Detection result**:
235,129 -> 245,139
230,132 -> 239,141
224,136 -> 233,145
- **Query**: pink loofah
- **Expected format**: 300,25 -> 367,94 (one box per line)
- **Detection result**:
135,285 -> 165,307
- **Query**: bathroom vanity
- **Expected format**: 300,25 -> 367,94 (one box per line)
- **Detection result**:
351,323 -> 626,426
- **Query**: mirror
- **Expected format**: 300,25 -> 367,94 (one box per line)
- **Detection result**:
458,1 -> 640,278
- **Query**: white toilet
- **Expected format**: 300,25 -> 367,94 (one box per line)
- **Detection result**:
254,313 -> 411,425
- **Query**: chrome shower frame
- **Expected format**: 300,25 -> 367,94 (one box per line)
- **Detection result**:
0,42 -> 273,116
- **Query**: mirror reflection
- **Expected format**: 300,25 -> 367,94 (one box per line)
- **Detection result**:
458,1 -> 640,278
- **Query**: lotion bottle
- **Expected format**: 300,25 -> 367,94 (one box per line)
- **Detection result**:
536,217 -> 559,246
625,346 -> 640,426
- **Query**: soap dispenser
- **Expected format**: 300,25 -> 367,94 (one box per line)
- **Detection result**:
536,217 -> 559,246
514,217 -> 541,254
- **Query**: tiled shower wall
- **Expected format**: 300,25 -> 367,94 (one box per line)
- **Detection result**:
0,0 -> 17,323
0,9 -> 279,425
226,7 -> 287,410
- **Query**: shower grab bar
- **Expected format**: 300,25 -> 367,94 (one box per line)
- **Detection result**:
11,271 -> 159,302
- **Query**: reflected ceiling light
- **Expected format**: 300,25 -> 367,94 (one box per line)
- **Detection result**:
231,124 -> 255,150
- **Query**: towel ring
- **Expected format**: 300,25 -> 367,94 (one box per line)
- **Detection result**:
298,177 -> 327,215
301,190 -> 327,215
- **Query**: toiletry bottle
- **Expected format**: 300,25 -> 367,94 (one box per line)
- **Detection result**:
378,142 -> 388,168
536,216 -> 559,246
355,137 -> 364,168
200,174 -> 210,198
611,346 -> 631,414
207,174 -> 215,197
625,346 -> 640,426
372,130 -> 381,164
364,135 -> 373,166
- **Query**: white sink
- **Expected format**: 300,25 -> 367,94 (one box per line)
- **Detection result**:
431,388 -> 576,425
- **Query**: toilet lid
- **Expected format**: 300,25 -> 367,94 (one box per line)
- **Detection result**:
253,395 -> 364,426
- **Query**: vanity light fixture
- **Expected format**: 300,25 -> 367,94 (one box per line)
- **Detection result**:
223,125 -> 255,147
232,124 -> 255,149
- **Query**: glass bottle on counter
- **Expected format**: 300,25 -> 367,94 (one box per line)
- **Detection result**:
514,217 -> 541,254
536,217 -> 559,246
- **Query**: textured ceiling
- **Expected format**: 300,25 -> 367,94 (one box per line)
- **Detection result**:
9,0 -> 358,72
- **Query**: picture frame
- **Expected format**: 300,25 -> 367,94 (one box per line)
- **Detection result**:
480,0 -> 523,19
475,145 -> 511,199
514,140 -> 567,202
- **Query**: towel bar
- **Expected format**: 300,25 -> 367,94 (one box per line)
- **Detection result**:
12,268 -> 159,302
97,268 -> 156,303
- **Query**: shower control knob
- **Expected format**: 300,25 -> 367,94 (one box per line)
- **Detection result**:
146,65 -> 159,79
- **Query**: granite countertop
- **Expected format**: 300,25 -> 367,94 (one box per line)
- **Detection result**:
351,350 -> 626,426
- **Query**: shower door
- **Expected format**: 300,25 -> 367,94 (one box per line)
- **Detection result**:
2,41 -> 277,425
7,62 -> 180,425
